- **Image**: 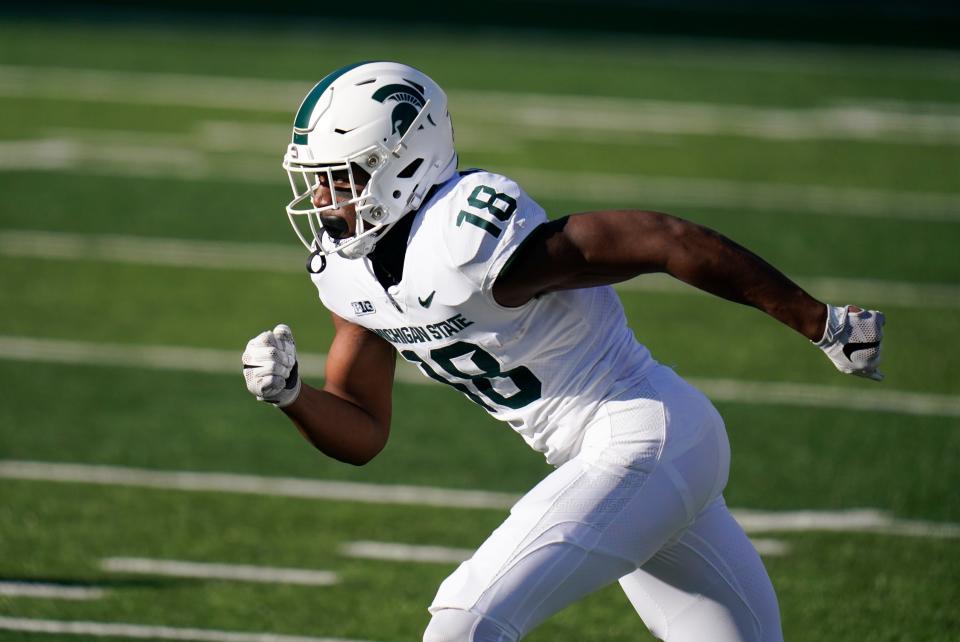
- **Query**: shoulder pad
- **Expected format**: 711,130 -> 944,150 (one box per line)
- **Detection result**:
429,171 -> 547,292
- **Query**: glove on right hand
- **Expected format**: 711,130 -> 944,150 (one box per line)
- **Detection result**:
814,304 -> 885,381
242,323 -> 301,407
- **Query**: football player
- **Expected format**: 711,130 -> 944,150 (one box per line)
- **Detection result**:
242,61 -> 884,642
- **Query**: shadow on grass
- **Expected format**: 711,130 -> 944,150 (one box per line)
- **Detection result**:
0,574 -> 199,590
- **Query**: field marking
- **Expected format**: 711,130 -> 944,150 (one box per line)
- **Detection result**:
341,541 -> 475,564
1,335 -> 958,419
2,64 -> 959,145
747,539 -> 790,557
0,461 -> 518,510
3,138 -> 960,222
0,334 -> 290,378
0,229 -> 307,273
684,378 -> 960,420
619,272 -> 960,310
503,167 -> 960,222
2,461 -> 958,540
3,229 -> 956,309
455,92 -> 960,145
101,558 -> 337,587
343,538 -> 782,561
0,617 -> 378,642
733,509 -> 960,539
0,581 -> 104,600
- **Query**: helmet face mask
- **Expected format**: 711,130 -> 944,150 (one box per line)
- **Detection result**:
284,148 -> 387,259
282,62 -> 457,259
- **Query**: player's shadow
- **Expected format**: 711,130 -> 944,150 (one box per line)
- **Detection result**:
0,574 -> 200,590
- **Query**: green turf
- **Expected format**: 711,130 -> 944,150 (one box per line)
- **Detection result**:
1,255 -> 956,392
1,18 -> 959,642
1,363 -> 958,521
6,172 -> 960,287
2,93 -> 957,193
2,480 -> 958,642
2,21 -> 959,105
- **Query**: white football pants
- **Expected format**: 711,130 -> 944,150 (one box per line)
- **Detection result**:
423,366 -> 783,642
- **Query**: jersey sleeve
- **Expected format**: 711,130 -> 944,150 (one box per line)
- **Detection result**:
440,171 -> 548,301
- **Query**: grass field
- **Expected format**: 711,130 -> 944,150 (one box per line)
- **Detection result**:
1,18 -> 959,642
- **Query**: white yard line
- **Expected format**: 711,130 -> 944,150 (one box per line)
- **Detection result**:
1,335 -> 957,418
616,272 -> 960,310
2,461 -> 958,540
3,138 -> 960,221
0,617 -> 378,642
0,65 -> 302,111
340,541 -> 475,564
733,509 -> 960,539
685,378 -> 960,419
343,538 -> 782,561
748,539 -> 791,557
0,582 -> 104,600
0,335 -> 295,377
503,167 -> 960,222
2,64 -> 959,144
101,558 -> 336,586
3,229 -> 956,309
0,230 -> 307,273
0,461 -> 518,510
453,93 -> 960,145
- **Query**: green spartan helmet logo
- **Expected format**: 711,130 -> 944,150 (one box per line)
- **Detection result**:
372,83 -> 429,136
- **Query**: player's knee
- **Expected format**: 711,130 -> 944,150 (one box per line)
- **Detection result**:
422,608 -> 518,642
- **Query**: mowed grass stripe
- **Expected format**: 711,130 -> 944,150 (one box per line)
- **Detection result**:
3,138 -> 959,222
2,64 -> 959,144
0,335 -> 955,418
0,617 -> 379,642
1,229 -> 956,308
3,461 -> 958,539
101,558 -> 337,586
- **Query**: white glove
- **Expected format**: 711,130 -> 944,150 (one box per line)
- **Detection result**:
814,304 -> 885,381
242,323 -> 301,407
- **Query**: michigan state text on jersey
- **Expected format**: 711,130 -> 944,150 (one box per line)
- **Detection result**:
242,61 -> 885,642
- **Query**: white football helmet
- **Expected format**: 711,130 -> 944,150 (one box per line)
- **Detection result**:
282,61 -> 457,258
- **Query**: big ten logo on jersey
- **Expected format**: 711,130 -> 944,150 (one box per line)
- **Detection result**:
351,300 -> 376,316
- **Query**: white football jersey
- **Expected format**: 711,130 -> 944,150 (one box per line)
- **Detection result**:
309,170 -> 656,464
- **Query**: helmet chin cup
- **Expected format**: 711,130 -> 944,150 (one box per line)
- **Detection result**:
336,233 -> 378,259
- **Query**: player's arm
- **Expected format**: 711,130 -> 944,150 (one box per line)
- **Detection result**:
493,209 -> 883,379
242,315 -> 395,465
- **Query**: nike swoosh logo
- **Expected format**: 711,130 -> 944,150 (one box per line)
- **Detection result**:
843,341 -> 880,360
418,291 -> 436,308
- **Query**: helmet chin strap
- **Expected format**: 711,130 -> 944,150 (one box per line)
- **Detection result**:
337,236 -> 376,259
334,220 -> 398,259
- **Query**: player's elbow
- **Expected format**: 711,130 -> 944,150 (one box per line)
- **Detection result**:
346,421 -> 390,466
345,439 -> 387,466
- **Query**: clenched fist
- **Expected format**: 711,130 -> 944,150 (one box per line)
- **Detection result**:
814,304 -> 885,381
242,323 -> 301,407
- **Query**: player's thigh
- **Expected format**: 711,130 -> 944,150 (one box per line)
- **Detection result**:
619,498 -> 783,642
427,460 -> 695,638
424,546 -> 635,642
